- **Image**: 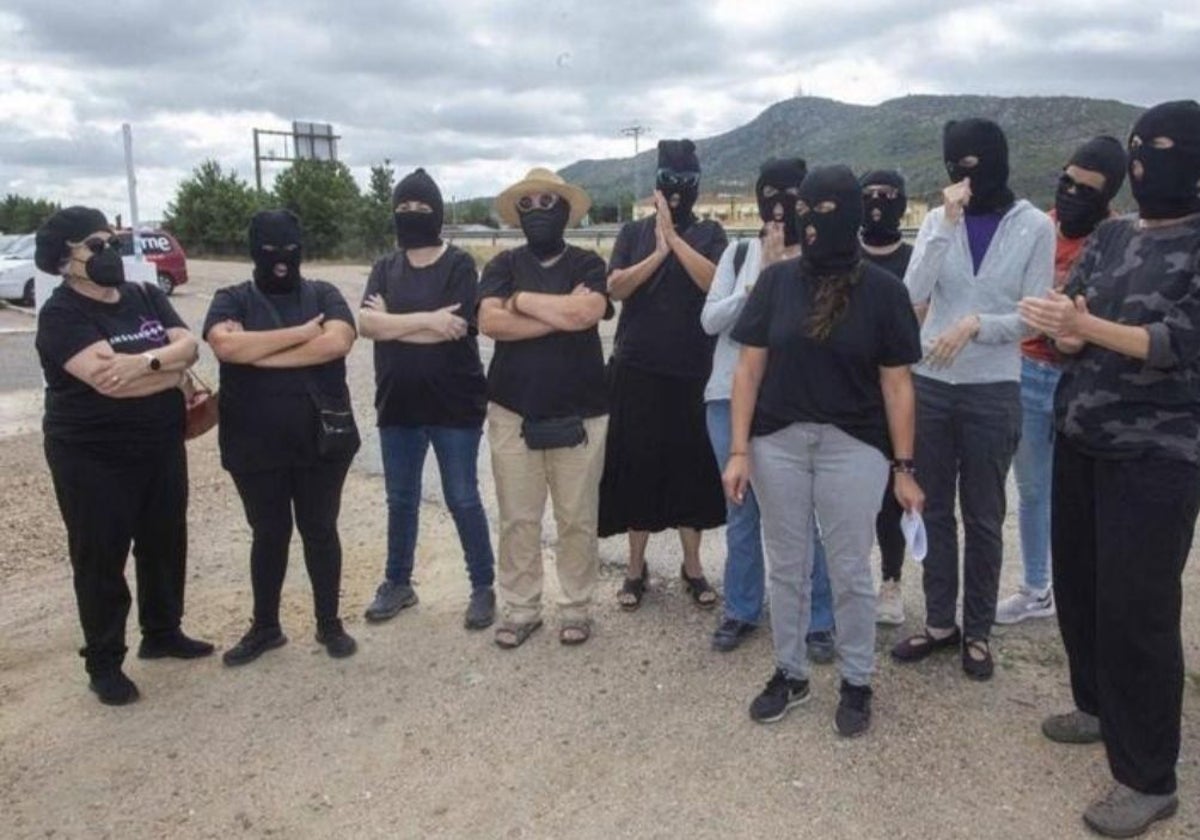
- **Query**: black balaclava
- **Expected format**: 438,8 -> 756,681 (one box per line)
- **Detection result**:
797,165 -> 863,276
656,139 -> 701,227
249,209 -> 303,293
943,118 -> 1014,215
756,157 -> 807,246
859,169 -> 907,247
519,196 -> 569,260
1055,136 -> 1127,239
1128,100 -> 1200,221
35,206 -> 111,275
391,167 -> 444,249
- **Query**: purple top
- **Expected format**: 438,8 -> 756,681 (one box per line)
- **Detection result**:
964,213 -> 1003,274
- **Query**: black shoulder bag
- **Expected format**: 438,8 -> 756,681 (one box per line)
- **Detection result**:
521,415 -> 587,450
250,282 -> 360,459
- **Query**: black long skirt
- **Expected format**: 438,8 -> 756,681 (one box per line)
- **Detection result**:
598,361 -> 726,536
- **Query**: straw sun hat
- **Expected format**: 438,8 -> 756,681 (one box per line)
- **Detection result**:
495,167 -> 592,228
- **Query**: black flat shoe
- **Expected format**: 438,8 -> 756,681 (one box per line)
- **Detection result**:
138,630 -> 215,660
89,669 -> 140,706
223,625 -> 287,667
891,626 -> 962,662
316,619 -> 357,659
962,637 -> 994,681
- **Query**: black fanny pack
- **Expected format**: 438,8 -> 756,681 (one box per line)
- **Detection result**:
521,416 -> 586,450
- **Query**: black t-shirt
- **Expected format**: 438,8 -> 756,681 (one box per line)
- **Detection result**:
731,260 -> 922,456
609,215 -> 728,380
478,244 -> 610,420
203,279 -> 356,473
36,282 -> 186,450
862,241 -> 913,282
363,245 -> 486,428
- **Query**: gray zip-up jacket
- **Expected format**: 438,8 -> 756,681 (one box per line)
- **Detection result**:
701,237 -> 763,402
905,200 -> 1055,384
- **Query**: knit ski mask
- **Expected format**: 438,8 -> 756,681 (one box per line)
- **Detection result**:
519,197 -> 570,260
392,167 -> 444,249
656,139 -> 701,226
943,118 -> 1014,215
797,165 -> 863,276
756,157 -> 807,246
249,210 -> 303,293
1128,100 -> 1200,221
1055,136 -> 1126,239
859,169 -> 907,247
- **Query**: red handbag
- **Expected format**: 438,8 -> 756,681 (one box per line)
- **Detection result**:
184,370 -> 219,440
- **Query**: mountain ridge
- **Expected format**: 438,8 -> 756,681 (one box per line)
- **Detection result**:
558,94 -> 1144,212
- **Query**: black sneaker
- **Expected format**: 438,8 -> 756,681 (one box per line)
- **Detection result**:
363,580 -> 418,623
222,625 -> 287,667
712,617 -> 757,652
138,630 -> 215,660
834,680 -> 873,737
88,669 -> 140,706
749,668 -> 810,723
316,619 -> 357,659
464,587 -> 496,630
806,629 -> 836,664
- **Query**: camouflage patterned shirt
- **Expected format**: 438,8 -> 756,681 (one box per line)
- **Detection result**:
1056,213 -> 1200,463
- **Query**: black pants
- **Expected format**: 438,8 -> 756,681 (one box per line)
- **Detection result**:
231,457 -> 352,628
45,437 -> 188,675
915,376 -> 1021,639
1052,436 -> 1199,795
877,472 -> 905,582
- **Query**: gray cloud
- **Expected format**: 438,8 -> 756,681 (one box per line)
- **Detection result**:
2,0 -> 1197,218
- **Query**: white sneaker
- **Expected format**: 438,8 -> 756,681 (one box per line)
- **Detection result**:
875,579 -> 905,626
994,586 -> 1055,625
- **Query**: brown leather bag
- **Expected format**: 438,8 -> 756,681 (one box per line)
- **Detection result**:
183,370 -> 219,440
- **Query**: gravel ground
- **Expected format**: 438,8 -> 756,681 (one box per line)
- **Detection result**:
0,260 -> 1197,839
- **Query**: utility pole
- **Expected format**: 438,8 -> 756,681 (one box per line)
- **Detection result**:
620,125 -> 649,219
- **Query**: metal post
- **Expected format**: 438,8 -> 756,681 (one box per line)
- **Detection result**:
253,129 -> 263,192
122,124 -> 142,258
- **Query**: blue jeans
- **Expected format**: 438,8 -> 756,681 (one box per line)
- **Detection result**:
379,425 -> 495,590
1012,357 -> 1061,592
705,400 -> 832,631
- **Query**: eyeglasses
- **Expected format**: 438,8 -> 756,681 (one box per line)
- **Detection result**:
657,169 -> 700,190
516,192 -> 560,213
863,186 -> 900,200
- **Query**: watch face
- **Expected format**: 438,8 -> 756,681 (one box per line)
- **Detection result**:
148,355 -> 161,371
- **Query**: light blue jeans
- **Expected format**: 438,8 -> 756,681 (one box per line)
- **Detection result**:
1012,357 -> 1061,592
706,400 -> 833,631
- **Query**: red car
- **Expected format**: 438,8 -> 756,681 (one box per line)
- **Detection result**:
117,229 -> 189,295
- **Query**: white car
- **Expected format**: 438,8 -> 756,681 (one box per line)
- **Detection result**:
0,234 -> 37,307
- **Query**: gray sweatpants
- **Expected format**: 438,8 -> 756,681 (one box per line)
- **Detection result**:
751,422 -> 889,686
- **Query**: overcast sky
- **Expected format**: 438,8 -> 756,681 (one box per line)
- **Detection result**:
2,0 -> 1198,223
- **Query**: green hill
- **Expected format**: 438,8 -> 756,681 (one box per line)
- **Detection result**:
559,94 -> 1144,212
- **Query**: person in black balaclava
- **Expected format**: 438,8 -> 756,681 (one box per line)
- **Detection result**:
1055,136 -> 1126,239
1016,100 -> 1200,838
655,138 -> 701,227
391,167 -> 444,250
204,208 -> 361,667
856,167 -> 915,626
1127,99 -> 1200,221
943,118 -> 1014,216
704,155 -> 837,658
996,135 -> 1126,631
33,205 -> 214,705
249,209 -> 303,293
756,157 -> 807,245
895,117 -> 1054,684
476,168 -> 611,648
359,168 -> 498,632
601,138 -> 729,618
723,162 -> 923,736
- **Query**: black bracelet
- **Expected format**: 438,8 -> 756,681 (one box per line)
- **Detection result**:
891,458 -> 916,475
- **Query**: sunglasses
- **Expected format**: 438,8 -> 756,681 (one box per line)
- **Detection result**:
79,237 -> 119,255
516,192 -> 560,213
863,186 -> 900,200
657,169 -> 700,190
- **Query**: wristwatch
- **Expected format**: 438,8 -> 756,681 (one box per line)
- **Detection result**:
143,353 -> 162,371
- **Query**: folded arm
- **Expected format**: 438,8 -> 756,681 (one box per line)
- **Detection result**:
511,287 -> 607,332
207,317 -> 323,364
253,320 -> 357,368
478,297 -> 557,341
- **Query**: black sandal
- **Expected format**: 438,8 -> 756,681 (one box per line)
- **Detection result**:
680,565 -> 718,609
962,637 -> 994,681
618,565 -> 649,611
